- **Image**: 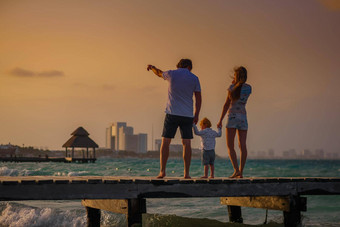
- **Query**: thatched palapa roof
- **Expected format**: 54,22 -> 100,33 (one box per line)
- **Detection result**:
62,127 -> 98,148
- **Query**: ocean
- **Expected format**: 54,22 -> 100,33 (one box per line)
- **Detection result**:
0,158 -> 339,227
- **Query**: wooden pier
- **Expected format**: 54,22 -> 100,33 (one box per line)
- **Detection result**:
0,157 -> 96,163
0,176 -> 339,226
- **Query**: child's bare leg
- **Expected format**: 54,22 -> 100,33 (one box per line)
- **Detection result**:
201,165 -> 208,178
209,164 -> 214,178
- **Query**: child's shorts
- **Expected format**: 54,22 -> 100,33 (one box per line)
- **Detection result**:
226,113 -> 248,130
202,149 -> 215,165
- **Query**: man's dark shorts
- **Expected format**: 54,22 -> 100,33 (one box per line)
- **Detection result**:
162,114 -> 194,139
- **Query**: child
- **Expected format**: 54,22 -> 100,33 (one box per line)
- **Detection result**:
193,117 -> 222,178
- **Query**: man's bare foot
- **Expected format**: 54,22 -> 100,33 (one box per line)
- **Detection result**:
209,176 -> 214,179
184,175 -> 191,179
156,172 -> 166,178
201,176 -> 208,178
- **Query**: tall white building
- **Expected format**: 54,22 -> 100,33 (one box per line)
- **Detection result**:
106,122 -> 147,153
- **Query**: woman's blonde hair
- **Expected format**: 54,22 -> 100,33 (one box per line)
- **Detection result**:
200,117 -> 212,128
230,66 -> 247,101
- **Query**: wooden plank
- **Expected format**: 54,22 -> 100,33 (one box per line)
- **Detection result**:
82,199 -> 128,214
0,176 -> 339,201
220,196 -> 291,212
209,179 -> 223,184
297,181 -> 340,195
88,179 -> 103,184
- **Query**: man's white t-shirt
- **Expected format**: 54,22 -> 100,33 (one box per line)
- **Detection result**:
162,68 -> 201,118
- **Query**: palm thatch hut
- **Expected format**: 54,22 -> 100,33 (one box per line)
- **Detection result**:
62,127 -> 99,159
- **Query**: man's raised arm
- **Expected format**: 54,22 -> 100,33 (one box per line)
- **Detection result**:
147,65 -> 163,78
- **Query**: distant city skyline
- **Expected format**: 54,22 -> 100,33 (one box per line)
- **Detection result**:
106,122 -> 147,153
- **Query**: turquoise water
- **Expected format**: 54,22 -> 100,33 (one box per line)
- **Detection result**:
0,159 -> 339,226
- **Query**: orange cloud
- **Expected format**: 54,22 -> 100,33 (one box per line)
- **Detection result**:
8,67 -> 35,77
318,0 -> 340,11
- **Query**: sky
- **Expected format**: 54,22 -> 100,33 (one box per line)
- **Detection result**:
0,0 -> 339,157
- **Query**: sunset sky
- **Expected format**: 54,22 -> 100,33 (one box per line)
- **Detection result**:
1,0 -> 339,157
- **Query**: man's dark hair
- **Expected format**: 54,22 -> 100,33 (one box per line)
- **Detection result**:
176,59 -> 192,70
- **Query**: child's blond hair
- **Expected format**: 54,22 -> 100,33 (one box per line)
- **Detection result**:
200,117 -> 212,128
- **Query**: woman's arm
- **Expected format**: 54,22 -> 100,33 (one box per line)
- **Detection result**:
217,93 -> 231,128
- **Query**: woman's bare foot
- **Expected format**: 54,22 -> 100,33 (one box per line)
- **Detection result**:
201,176 -> 208,178
229,171 -> 241,178
184,175 -> 191,179
209,176 -> 214,179
156,172 -> 166,178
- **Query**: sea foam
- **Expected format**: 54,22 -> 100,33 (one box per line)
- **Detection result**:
0,167 -> 18,176
0,202 -> 86,227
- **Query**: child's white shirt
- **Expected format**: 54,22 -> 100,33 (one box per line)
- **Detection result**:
193,125 -> 222,150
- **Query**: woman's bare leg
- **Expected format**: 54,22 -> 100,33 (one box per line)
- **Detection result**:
237,129 -> 248,178
226,128 -> 240,178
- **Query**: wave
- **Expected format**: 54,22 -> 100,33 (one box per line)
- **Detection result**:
0,167 -> 18,176
0,202 -> 86,227
67,171 -> 89,176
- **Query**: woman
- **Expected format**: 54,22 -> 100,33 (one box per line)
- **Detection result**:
217,66 -> 252,178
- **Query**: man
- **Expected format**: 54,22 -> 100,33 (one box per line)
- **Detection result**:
147,59 -> 202,179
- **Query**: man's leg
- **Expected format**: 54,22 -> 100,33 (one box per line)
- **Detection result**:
182,139 -> 192,179
158,137 -> 171,178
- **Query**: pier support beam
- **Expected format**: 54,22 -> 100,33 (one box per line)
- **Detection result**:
283,196 -> 307,227
127,198 -> 146,227
227,205 -> 243,223
82,198 -> 146,227
221,196 -> 306,227
86,206 -> 101,227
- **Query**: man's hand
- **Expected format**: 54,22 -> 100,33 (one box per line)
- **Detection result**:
193,114 -> 199,125
147,65 -> 154,71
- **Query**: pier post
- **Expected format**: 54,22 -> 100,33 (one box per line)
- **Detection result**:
227,205 -> 243,223
283,196 -> 306,227
86,206 -> 101,227
127,198 -> 146,227
82,199 -> 146,227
